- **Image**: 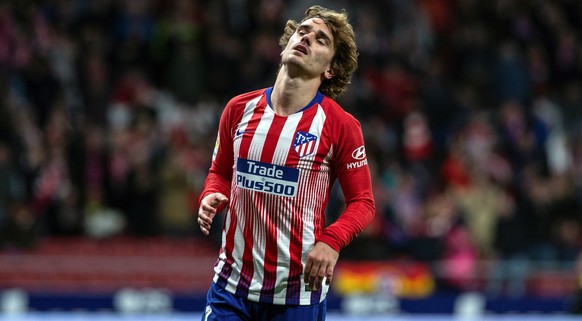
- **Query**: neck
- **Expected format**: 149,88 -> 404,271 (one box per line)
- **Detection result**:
270,66 -> 322,116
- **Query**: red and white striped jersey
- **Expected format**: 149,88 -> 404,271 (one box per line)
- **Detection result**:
200,87 -> 374,305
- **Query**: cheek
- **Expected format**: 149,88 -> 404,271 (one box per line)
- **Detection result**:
315,51 -> 334,69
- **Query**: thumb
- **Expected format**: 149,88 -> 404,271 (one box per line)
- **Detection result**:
211,194 -> 228,207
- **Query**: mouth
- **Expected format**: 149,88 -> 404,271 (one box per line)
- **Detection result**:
293,44 -> 308,55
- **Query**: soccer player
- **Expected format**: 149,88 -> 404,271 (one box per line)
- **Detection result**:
197,5 -> 375,321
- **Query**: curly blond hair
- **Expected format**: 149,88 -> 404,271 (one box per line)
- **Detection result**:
279,5 -> 358,99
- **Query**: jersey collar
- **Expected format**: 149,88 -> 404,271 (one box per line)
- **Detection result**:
264,87 -> 324,114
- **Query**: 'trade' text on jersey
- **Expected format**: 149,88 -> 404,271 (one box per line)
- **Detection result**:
236,158 -> 299,197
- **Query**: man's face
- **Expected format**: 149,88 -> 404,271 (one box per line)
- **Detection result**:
281,17 -> 336,79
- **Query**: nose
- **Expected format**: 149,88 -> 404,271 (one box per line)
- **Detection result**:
300,32 -> 313,45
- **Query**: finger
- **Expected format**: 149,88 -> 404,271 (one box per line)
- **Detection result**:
325,265 -> 334,285
198,218 -> 210,235
198,211 -> 213,224
211,195 -> 228,207
197,214 -> 212,229
308,263 -> 321,287
201,203 -> 218,214
304,261 -> 313,284
312,264 -> 325,291
197,216 -> 210,227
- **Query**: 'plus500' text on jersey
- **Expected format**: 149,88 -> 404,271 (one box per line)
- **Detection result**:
236,158 -> 299,197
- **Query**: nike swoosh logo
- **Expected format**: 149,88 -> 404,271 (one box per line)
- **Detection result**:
235,129 -> 246,137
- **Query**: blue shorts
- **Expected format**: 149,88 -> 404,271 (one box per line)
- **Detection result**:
201,282 -> 327,321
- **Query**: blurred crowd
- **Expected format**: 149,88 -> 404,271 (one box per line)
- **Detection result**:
0,0 -> 581,293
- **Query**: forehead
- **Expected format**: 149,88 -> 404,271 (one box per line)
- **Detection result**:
299,17 -> 333,39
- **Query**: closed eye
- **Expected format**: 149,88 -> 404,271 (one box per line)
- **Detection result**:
297,24 -> 332,46
315,31 -> 331,46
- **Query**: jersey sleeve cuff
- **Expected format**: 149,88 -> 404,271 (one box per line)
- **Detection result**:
316,233 -> 342,253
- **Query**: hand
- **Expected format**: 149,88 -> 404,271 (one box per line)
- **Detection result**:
304,242 -> 339,291
198,193 -> 228,235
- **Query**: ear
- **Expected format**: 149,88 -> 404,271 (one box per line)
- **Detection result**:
324,69 -> 335,80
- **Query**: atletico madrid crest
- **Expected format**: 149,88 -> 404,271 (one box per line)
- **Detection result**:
293,131 -> 318,158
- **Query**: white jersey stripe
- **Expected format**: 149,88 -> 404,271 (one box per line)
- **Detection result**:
271,111 -> 302,301
272,111 -> 302,165
246,109 -> 276,296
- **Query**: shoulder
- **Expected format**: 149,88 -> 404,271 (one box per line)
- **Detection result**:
226,88 -> 267,109
221,88 -> 267,124
320,96 -> 361,128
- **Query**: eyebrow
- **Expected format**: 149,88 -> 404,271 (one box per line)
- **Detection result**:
298,23 -> 333,44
